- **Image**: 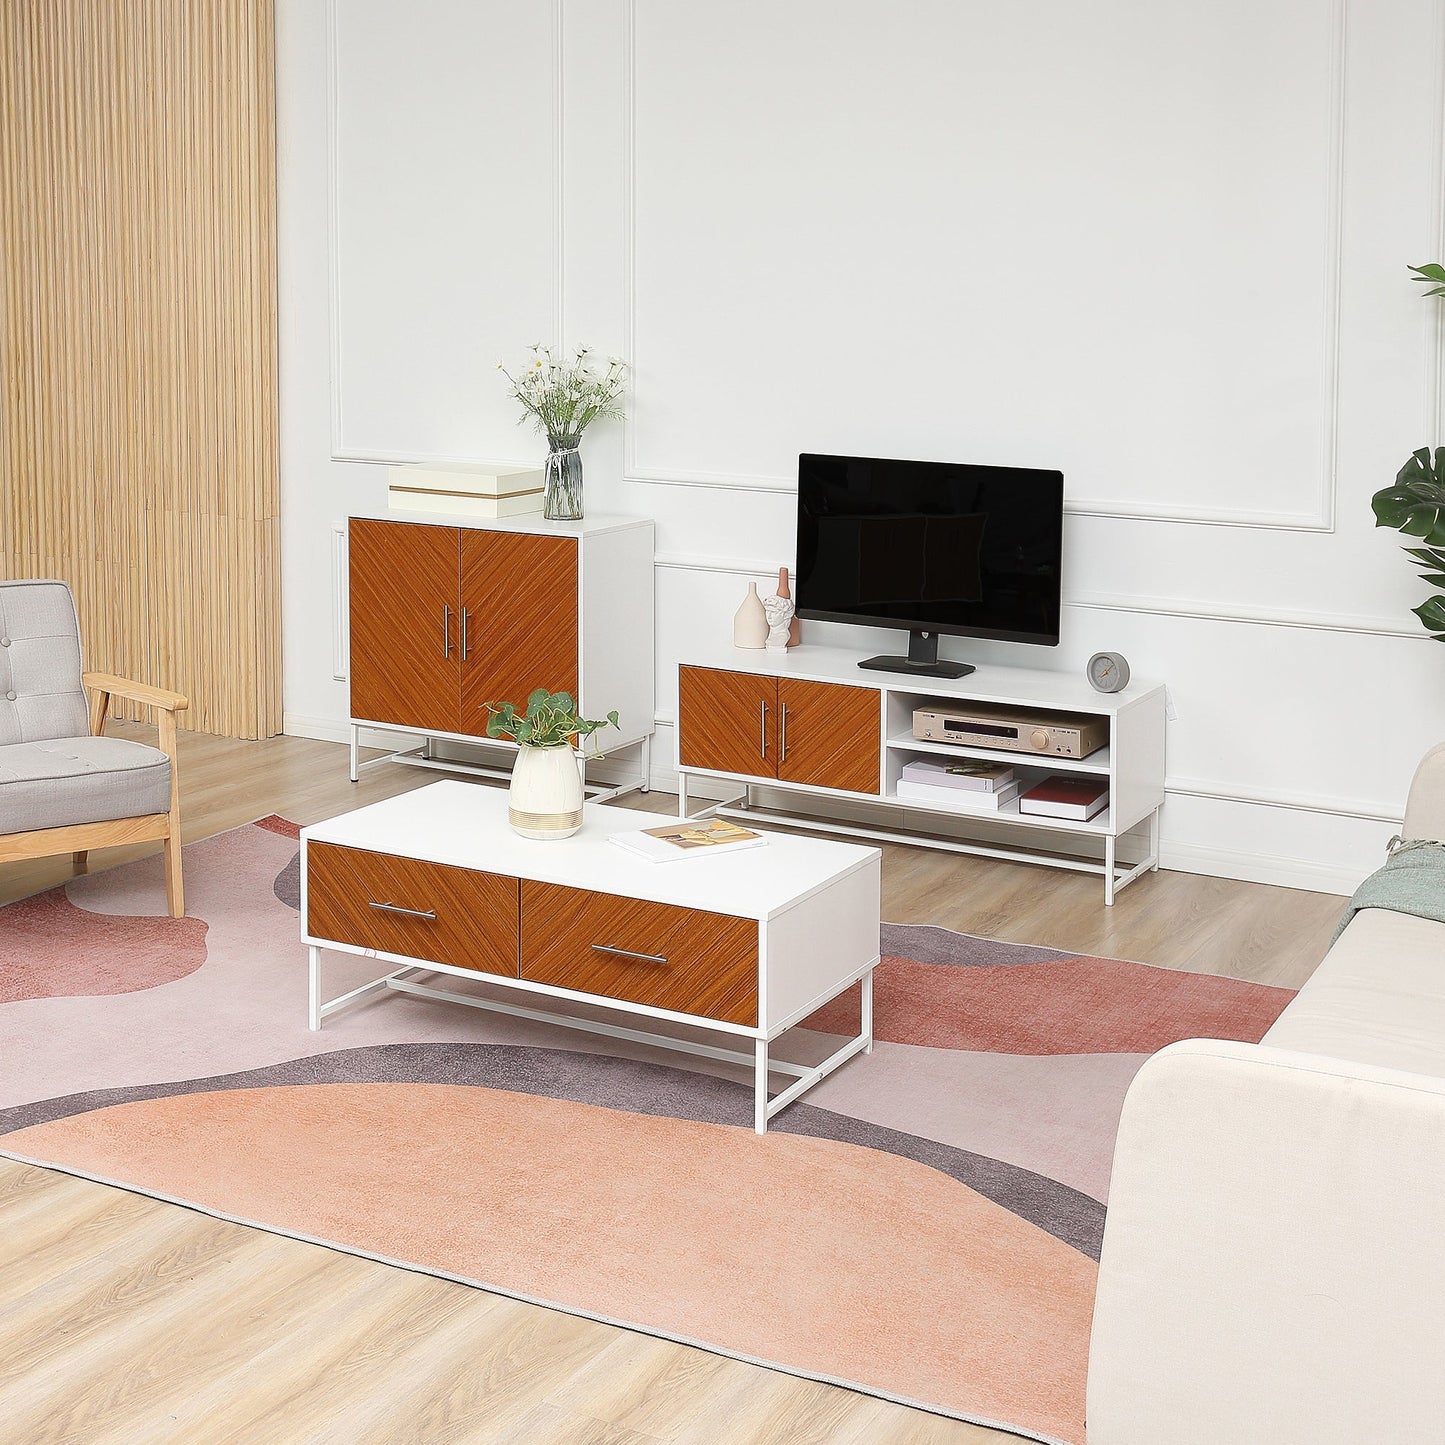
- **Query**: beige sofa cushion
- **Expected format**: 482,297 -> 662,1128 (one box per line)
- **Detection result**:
1262,908 -> 1445,1078
0,737 -> 171,833
1404,740 -> 1445,842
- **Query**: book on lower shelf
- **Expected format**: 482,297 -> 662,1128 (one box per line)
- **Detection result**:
896,779 -> 1022,812
899,757 -> 1015,793
609,818 -> 768,863
1018,776 -> 1109,821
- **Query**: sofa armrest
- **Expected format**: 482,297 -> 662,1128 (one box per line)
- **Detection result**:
1404,740 -> 1445,842
1087,1039 -> 1445,1445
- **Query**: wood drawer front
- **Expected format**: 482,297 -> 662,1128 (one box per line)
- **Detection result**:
306,842 -> 519,977
519,880 -> 758,1026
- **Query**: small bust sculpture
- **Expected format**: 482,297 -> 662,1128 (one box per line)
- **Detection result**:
762,591 -> 795,654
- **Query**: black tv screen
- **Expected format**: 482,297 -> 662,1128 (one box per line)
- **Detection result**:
794,453 -> 1064,647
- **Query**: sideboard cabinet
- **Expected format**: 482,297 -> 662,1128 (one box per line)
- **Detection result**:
347,513 -> 654,785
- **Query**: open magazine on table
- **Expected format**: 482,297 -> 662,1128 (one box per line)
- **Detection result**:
609,817 -> 768,864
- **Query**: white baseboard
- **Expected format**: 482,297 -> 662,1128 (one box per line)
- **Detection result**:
1158,840 -> 1362,898
283,712 -> 406,752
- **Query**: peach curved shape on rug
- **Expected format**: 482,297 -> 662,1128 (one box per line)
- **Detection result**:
804,955 -> 1294,1054
5,1083 -> 1096,1444
0,889 -> 208,1004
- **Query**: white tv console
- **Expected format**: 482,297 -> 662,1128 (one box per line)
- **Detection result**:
673,643 -> 1167,905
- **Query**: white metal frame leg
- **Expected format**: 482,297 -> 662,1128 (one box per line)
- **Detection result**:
309,945 -> 323,1030
639,734 -> 652,793
862,967 -> 874,1055
1104,836 -> 1117,906
754,1037 -> 769,1134
348,724 -> 360,783
1150,807 -> 1161,871
678,770 -> 689,818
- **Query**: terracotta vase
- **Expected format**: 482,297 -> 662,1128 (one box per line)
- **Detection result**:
776,566 -> 802,646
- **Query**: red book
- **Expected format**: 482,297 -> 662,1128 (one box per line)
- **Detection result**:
1018,776 -> 1109,821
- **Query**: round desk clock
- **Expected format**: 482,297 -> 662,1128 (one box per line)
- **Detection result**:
1087,651 -> 1131,694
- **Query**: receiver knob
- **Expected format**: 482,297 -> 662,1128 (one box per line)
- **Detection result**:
1030,728 -> 1050,749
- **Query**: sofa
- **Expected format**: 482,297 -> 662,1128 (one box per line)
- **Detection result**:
1087,743 -> 1445,1445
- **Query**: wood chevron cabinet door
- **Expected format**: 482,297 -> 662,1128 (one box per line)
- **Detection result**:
677,666 -> 778,779
459,531 -> 579,732
349,520 -> 463,732
520,880 -> 759,1026
777,678 -> 881,794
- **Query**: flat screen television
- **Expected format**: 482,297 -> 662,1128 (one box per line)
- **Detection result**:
793,453 -> 1064,679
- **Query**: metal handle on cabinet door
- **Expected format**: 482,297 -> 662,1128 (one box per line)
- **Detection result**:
461,607 -> 471,660
368,900 -> 437,921
443,605 -> 452,658
780,703 -> 789,763
592,943 -> 668,966
759,701 -> 768,758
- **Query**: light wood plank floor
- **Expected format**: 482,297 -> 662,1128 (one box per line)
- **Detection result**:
0,727 -> 1346,1444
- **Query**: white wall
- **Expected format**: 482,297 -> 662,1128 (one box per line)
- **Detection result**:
278,0 -> 1445,895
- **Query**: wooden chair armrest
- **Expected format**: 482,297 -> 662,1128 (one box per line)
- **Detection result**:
83,671 -> 190,713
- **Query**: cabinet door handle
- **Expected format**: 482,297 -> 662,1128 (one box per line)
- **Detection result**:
369,900 -> 437,921
461,607 -> 471,660
592,943 -> 668,966
780,703 -> 789,763
759,700 -> 768,758
442,605 -> 452,658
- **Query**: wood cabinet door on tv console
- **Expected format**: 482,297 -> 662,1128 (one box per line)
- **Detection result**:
776,678 -> 881,794
677,666 -> 778,779
349,519 -> 463,733
458,531 -> 579,732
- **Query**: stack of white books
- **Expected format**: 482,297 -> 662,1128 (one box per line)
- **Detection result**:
895,757 -> 1020,812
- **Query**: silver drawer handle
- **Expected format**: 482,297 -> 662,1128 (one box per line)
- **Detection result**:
368,900 -> 437,920
592,943 -> 668,966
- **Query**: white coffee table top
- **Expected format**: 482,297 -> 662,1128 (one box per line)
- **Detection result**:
302,781 -> 880,921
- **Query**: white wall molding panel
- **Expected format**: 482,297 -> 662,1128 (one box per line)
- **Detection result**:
327,0 -> 565,465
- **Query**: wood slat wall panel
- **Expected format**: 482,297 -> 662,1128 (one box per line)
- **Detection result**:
0,0 -> 280,739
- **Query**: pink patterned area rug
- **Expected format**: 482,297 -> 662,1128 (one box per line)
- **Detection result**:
0,818 -> 1295,1444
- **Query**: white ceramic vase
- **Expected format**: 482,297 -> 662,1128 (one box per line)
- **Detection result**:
508,744 -> 584,839
733,580 -> 768,649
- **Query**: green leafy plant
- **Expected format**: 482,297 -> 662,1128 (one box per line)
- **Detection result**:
484,688 -> 619,754
1372,265 -> 1445,640
1374,447 -> 1445,640
1410,262 -> 1445,298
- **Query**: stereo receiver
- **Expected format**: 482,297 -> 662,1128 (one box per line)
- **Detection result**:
913,704 -> 1108,760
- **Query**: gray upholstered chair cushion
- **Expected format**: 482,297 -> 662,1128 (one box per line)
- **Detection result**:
0,580 -> 89,746
0,737 -> 171,832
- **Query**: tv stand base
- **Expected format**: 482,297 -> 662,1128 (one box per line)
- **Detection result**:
858,653 -> 976,680
856,626 -> 975,679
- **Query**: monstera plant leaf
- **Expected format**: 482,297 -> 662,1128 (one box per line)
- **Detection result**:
1373,447 -> 1445,546
1414,595 -> 1445,641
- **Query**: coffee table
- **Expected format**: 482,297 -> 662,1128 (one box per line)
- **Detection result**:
300,781 -> 881,1132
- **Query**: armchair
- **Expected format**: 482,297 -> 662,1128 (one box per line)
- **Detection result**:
0,580 -> 189,916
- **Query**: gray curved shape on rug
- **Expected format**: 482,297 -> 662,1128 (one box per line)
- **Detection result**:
274,851 -> 301,910
880,921 -> 1077,967
0,1041 -> 1105,1258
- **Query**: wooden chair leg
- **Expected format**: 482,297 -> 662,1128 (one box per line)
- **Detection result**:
73,850 -> 88,872
163,830 -> 184,918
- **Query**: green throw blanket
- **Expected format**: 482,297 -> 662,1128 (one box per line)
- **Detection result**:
1332,838 -> 1445,946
